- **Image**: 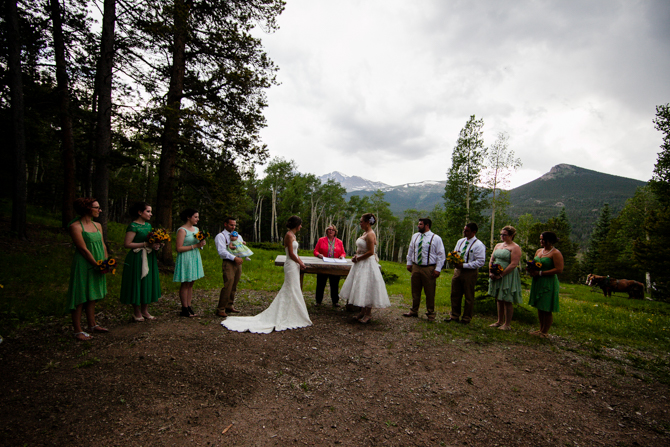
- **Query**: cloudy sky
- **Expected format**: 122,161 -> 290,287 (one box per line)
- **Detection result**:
254,0 -> 670,189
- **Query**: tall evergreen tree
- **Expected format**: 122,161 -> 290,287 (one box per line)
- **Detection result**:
583,203 -> 611,274
4,0 -> 27,238
130,0 -> 285,264
444,115 -> 488,247
635,104 -> 670,300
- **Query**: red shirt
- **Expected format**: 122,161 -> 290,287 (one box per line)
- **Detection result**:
313,237 -> 346,258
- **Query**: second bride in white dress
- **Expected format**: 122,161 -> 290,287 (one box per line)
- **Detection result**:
222,216 -> 312,334
339,213 -> 391,323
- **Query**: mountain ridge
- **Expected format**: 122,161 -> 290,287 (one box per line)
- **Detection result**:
319,164 -> 647,245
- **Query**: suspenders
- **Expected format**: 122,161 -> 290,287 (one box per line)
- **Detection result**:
458,238 -> 478,263
414,233 -> 435,265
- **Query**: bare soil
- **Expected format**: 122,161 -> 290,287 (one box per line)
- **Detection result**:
1,289 -> 669,447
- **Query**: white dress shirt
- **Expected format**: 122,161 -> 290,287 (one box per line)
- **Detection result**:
453,236 -> 486,270
215,230 -> 244,262
406,230 -> 446,269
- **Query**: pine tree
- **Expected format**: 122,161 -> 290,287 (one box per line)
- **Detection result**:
584,204 -> 611,274
444,115 -> 488,247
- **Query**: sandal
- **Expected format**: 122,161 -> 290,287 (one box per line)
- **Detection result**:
359,316 -> 372,324
141,314 -> 156,320
133,316 -> 145,322
498,325 -> 511,331
489,322 -> 502,328
87,325 -> 109,333
74,332 -> 92,341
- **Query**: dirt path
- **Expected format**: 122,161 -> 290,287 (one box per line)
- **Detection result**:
1,290 -> 668,447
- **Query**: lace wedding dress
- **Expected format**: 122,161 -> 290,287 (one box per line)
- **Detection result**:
221,241 -> 312,333
339,235 -> 390,308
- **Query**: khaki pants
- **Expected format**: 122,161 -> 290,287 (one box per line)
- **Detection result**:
450,268 -> 478,322
410,264 -> 436,316
218,260 -> 242,312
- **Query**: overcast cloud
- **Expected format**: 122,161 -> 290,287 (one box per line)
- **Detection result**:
254,0 -> 670,188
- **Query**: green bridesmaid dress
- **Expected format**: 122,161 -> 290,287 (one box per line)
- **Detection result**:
120,222 -> 161,305
528,256 -> 560,312
67,221 -> 107,311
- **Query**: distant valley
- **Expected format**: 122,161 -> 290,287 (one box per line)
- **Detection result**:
319,164 -> 647,245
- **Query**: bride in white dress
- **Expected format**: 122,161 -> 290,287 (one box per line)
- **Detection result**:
339,213 -> 390,324
222,216 -> 312,333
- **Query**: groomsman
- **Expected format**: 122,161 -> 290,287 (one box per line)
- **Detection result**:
403,218 -> 446,321
215,217 -> 244,318
446,222 -> 486,324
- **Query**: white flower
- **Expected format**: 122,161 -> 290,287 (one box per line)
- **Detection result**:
369,216 -> 375,224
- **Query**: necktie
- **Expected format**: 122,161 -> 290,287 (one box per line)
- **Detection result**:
417,234 -> 424,265
461,240 -> 470,259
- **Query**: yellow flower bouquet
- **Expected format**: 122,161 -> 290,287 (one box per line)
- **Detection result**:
446,251 -> 464,264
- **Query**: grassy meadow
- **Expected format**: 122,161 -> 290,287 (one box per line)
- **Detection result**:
1,206 -> 668,381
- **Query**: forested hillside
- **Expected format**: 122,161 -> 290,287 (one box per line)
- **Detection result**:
341,164 -> 646,246
506,164 -> 646,245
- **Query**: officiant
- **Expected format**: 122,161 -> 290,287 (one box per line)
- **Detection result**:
313,225 -> 346,307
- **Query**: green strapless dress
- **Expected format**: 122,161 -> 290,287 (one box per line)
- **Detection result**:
487,248 -> 523,303
528,256 -> 560,312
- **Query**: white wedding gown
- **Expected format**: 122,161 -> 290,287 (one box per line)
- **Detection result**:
221,241 -> 312,333
339,235 -> 391,308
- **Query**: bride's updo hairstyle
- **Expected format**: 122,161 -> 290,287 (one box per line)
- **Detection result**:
362,213 -> 377,226
286,215 -> 302,229
501,225 -> 517,240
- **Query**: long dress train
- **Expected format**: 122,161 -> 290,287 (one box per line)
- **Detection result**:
221,241 -> 312,333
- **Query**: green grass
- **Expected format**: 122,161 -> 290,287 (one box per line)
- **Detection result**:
1,210 -> 669,381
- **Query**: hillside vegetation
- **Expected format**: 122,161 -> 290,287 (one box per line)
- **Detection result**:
345,164 -> 645,245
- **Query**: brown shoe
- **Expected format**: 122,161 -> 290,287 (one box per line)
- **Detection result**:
226,308 -> 241,314
402,312 -> 418,318
426,315 -> 436,322
216,311 -> 228,318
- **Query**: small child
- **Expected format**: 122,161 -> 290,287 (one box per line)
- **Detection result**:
228,231 -> 254,260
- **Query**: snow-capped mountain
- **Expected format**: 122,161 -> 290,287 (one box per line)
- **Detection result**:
319,171 -> 391,192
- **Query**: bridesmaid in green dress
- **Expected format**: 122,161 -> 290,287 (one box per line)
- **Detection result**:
120,202 -> 162,321
67,198 -> 109,341
173,208 -> 206,317
487,225 -> 523,330
528,231 -> 564,337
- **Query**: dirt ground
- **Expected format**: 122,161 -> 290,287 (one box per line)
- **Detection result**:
1,289 -> 669,447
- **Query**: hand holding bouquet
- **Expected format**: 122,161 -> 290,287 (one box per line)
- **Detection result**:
147,228 -> 171,247
490,263 -> 504,277
96,258 -> 117,274
195,229 -> 210,249
195,230 -> 210,241
446,251 -> 464,265
526,259 -> 542,272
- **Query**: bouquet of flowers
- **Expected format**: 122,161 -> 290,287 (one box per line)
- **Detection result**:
96,258 -> 117,274
490,263 -> 504,276
526,259 -> 543,272
147,228 -> 171,245
446,251 -> 464,265
195,230 -> 210,241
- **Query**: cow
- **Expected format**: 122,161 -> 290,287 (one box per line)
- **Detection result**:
586,274 -> 645,299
